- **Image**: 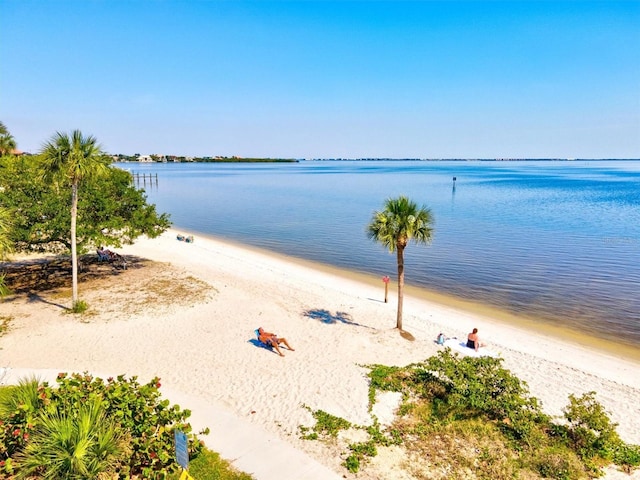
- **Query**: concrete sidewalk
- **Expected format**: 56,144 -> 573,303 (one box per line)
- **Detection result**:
0,368 -> 343,480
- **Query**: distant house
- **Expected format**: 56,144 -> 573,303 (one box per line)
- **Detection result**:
138,155 -> 153,162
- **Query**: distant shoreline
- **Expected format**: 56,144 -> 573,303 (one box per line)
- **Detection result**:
114,157 -> 640,163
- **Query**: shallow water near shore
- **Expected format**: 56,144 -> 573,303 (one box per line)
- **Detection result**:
117,160 -> 640,352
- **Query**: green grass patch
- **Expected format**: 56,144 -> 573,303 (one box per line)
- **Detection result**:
167,448 -> 254,480
68,299 -> 88,314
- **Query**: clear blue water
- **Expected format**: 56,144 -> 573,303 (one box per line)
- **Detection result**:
118,160 -> 640,348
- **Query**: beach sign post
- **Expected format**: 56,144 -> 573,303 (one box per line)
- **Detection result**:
382,275 -> 390,303
174,429 -> 194,479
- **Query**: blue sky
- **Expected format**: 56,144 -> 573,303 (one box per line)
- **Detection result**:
2,1 -> 639,158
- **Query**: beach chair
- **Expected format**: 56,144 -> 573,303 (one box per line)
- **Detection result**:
97,249 -> 110,262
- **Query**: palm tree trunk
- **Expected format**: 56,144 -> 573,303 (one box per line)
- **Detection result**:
71,182 -> 79,306
396,245 -> 405,330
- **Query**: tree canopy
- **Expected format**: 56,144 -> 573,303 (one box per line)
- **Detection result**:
0,154 -> 170,254
368,195 -> 434,330
0,121 -> 17,156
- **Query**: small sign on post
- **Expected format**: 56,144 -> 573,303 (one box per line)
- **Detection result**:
382,276 -> 390,303
174,429 -> 189,471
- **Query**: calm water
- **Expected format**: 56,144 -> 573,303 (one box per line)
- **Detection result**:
117,160 -> 640,348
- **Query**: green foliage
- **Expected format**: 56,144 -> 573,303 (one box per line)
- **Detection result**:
367,195 -> 435,330
343,454 -> 360,473
366,422 -> 402,447
0,206 -> 13,259
312,351 -> 639,478
0,373 -> 204,479
367,364 -> 407,393
0,378 -> 50,462
167,448 -> 254,480
562,391 -> 624,469
529,445 -> 587,480
423,349 -> 535,420
300,405 -> 351,439
613,443 -> 640,471
69,299 -> 88,314
344,440 -> 377,473
367,195 -> 435,253
0,154 -> 170,253
0,121 -> 17,156
0,274 -> 11,298
13,397 -> 129,479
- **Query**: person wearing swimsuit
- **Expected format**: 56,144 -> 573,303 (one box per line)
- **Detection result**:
257,327 -> 295,357
467,328 -> 484,351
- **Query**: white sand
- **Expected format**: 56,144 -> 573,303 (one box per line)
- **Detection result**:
1,229 -> 639,479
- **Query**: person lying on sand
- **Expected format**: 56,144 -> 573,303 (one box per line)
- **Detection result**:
257,327 -> 295,357
467,328 -> 486,352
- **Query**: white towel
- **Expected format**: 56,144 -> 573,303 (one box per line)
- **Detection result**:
442,338 -> 499,358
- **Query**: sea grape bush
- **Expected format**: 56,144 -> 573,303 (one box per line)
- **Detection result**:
421,349 -> 549,444
561,391 -> 640,473
0,372 -> 205,478
301,350 -> 640,478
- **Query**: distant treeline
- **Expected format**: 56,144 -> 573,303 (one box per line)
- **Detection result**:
113,154 -> 298,163
201,157 -> 298,163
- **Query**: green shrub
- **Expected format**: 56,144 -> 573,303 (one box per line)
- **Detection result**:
563,391 -> 622,462
300,353 -> 640,478
423,350 -> 539,422
0,378 -> 50,462
69,299 -> 88,313
13,397 -> 130,479
613,443 -> 640,472
0,373 -> 204,479
349,440 -> 377,457
53,372 -> 204,478
367,365 -> 407,393
343,454 -> 360,473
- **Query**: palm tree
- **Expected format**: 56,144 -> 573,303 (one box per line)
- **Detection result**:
14,397 -> 129,479
0,121 -> 17,156
367,196 -> 434,331
40,130 -> 110,309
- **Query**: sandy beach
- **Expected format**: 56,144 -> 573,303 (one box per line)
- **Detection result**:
1,228 -> 639,479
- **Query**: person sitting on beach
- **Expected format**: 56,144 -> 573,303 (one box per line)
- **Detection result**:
257,327 -> 295,357
467,328 -> 486,351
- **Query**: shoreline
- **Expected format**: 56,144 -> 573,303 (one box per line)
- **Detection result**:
176,227 -> 640,363
2,228 -> 639,479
